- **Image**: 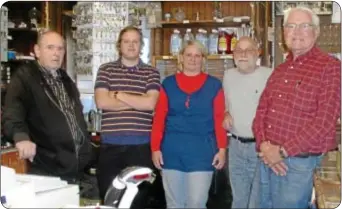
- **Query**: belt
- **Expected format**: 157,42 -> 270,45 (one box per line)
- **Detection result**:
293,153 -> 323,158
231,134 -> 255,143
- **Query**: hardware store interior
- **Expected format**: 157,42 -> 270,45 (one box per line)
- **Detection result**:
0,1 -> 341,208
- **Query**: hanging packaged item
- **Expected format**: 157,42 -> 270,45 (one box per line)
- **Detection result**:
217,29 -> 227,54
230,30 -> 238,52
225,29 -> 234,54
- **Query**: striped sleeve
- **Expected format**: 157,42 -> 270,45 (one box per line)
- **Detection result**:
146,69 -> 161,91
95,65 -> 111,90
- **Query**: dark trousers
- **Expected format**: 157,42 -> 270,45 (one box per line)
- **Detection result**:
28,163 -> 80,184
96,143 -> 154,206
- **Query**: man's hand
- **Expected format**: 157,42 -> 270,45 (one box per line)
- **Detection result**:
95,88 -> 132,111
259,141 -> 288,175
15,140 -> 36,162
259,143 -> 283,166
212,149 -> 226,169
222,112 -> 233,131
108,91 -> 118,98
116,90 -> 159,111
152,151 -> 164,170
260,140 -> 271,152
270,161 -> 288,176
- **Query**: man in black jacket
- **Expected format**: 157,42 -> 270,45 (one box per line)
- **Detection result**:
3,31 -> 92,184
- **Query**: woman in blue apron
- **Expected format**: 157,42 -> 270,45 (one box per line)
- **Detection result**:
151,40 -> 227,208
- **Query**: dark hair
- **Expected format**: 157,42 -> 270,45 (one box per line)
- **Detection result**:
116,26 -> 144,56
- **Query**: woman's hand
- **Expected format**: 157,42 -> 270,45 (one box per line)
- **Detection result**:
152,150 -> 164,170
212,148 -> 226,169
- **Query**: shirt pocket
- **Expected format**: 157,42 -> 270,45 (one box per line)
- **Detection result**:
290,81 -> 317,112
252,88 -> 262,104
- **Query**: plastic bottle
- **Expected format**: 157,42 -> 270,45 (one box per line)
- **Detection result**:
202,29 -> 208,50
183,28 -> 194,46
208,29 -> 219,55
195,29 -> 208,50
195,29 -> 203,45
170,29 -> 182,55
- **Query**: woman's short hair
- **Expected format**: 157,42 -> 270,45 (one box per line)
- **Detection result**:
178,40 -> 208,72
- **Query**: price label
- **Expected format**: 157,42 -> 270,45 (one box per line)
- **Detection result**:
183,20 -> 190,24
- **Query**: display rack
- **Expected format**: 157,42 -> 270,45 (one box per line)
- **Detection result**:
149,1 -> 271,81
72,2 -> 133,94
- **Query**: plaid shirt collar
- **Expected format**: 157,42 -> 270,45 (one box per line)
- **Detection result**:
285,45 -> 320,63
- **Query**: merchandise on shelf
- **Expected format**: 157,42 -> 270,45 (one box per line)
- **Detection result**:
0,6 -> 8,62
72,2 -> 133,93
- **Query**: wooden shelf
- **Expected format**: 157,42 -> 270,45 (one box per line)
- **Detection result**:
8,28 -> 38,33
160,19 -> 249,28
2,59 -> 34,64
154,54 -> 233,60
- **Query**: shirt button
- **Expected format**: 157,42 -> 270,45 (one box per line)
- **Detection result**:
278,94 -> 282,98
284,80 -> 288,83
268,125 -> 272,128
272,109 -> 275,113
290,66 -> 294,69
299,62 -> 302,65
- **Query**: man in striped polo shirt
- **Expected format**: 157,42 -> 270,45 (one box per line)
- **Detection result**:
94,26 -> 160,202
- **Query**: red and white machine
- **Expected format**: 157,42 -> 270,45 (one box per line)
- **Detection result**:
103,166 -> 156,208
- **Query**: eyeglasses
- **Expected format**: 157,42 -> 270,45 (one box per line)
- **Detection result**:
233,49 -> 256,56
284,23 -> 315,32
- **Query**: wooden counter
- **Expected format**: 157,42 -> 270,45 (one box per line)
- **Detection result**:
1,147 -> 28,173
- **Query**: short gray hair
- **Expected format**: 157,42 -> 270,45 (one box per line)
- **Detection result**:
36,30 -> 65,46
283,6 -> 320,27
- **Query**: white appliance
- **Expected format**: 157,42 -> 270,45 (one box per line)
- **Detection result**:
104,166 -> 156,208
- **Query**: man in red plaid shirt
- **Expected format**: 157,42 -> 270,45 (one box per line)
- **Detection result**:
252,6 -> 341,208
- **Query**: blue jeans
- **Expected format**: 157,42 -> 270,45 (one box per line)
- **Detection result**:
258,155 -> 323,208
161,169 -> 213,208
228,137 -> 259,209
